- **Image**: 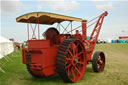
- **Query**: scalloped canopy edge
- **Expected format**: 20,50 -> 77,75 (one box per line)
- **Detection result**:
16,12 -> 86,25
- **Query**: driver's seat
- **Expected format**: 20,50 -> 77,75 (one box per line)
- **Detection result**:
43,27 -> 60,44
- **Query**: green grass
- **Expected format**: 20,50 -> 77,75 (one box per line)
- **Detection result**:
0,43 -> 128,85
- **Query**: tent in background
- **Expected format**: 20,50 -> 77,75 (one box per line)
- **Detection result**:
0,36 -> 14,59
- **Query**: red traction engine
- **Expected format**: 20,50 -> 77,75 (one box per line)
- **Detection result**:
16,11 -> 108,82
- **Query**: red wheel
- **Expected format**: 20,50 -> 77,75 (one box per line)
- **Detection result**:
92,51 -> 105,72
56,38 -> 87,82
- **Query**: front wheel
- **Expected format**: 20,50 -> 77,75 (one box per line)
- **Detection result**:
92,51 -> 105,72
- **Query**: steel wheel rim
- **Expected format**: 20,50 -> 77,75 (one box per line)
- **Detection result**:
65,40 -> 86,82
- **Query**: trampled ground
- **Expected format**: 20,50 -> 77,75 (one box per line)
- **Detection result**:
0,43 -> 128,85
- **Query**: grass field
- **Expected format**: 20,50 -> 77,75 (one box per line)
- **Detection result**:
0,43 -> 128,85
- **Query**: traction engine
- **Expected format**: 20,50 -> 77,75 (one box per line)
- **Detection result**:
16,11 -> 108,82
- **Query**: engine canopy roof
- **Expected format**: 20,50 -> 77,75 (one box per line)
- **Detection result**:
16,12 -> 86,25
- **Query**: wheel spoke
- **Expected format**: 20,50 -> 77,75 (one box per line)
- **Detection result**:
75,48 -> 78,56
98,56 -> 101,60
98,59 -> 103,65
73,44 -> 76,56
66,57 -> 72,61
68,66 -> 73,77
97,64 -> 100,69
67,49 -> 74,57
77,61 -> 84,65
72,67 -> 76,80
66,63 -> 72,69
78,56 -> 82,60
76,43 -> 80,48
78,51 -> 83,56
76,63 -> 79,68
74,66 -> 81,76
74,45 -> 78,56
99,60 -> 103,65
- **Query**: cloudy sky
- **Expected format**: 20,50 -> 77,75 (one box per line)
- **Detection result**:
0,0 -> 128,42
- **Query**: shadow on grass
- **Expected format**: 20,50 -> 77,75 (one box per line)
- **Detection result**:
24,74 -> 63,84
23,66 -> 97,84
86,66 -> 93,73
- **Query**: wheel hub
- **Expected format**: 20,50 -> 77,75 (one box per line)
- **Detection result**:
73,57 -> 78,64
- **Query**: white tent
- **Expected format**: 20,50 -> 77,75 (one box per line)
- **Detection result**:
0,36 -> 14,59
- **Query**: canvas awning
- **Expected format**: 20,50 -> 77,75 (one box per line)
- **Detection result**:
16,12 -> 85,25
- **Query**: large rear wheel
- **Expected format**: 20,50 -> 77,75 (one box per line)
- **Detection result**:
56,38 -> 87,83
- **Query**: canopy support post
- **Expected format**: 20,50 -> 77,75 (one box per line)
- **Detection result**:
27,21 -> 29,40
71,21 -> 72,34
37,18 -> 40,39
